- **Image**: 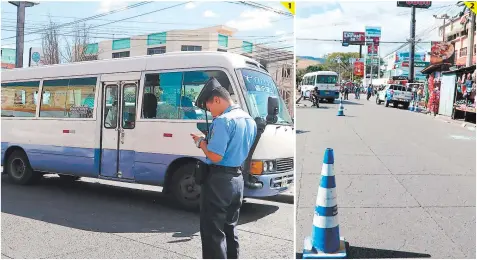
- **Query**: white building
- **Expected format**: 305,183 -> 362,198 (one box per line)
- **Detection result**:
81,25 -> 294,116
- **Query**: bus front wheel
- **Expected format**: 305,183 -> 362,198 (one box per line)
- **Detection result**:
170,163 -> 201,211
6,150 -> 41,185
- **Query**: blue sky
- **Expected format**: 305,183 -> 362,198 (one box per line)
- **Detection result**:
296,1 -> 461,59
1,1 -> 293,67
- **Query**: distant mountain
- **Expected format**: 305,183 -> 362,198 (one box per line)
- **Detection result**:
297,56 -> 325,63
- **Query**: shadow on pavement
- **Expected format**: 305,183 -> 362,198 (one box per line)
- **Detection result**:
296,130 -> 310,134
1,175 -> 278,238
341,100 -> 364,106
295,242 -> 431,259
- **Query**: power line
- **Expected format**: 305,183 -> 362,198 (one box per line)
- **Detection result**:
4,2 -> 192,45
1,1 -> 154,41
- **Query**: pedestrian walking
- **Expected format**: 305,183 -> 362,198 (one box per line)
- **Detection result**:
355,85 -> 360,99
344,86 -> 349,100
191,78 -> 257,259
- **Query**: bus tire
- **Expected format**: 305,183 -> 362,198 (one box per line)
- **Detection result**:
6,150 -> 41,185
170,163 -> 201,211
327,98 -> 334,103
58,174 -> 81,182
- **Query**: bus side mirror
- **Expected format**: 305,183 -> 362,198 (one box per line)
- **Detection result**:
266,96 -> 279,124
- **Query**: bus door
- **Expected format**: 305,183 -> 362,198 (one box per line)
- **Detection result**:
100,80 -> 138,179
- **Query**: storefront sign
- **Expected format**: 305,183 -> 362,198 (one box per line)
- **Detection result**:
395,51 -> 426,62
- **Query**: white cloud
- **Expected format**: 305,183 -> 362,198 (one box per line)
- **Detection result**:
226,10 -> 279,31
296,2 -> 457,58
185,2 -> 196,9
97,0 -> 129,13
203,10 -> 217,18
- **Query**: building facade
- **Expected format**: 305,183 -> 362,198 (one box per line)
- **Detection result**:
439,11 -> 476,67
382,51 -> 429,82
82,25 -> 294,117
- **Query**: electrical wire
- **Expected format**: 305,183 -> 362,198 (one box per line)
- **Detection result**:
1,1 -> 154,41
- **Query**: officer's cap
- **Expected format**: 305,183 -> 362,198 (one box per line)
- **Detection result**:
196,77 -> 223,110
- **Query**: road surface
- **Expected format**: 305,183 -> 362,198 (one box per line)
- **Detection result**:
1,175 -> 293,259
296,97 -> 476,258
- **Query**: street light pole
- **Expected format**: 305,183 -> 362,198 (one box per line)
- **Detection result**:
370,41 -> 374,86
9,1 -> 38,68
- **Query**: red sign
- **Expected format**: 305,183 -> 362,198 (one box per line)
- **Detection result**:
366,36 -> 380,46
343,31 -> 365,46
401,61 -> 409,67
354,61 -> 364,76
368,45 -> 379,55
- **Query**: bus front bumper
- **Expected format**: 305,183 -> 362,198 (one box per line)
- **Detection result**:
318,90 -> 339,99
243,170 -> 294,197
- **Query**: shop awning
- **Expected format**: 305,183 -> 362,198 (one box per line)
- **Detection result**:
421,63 -> 452,74
442,65 -> 476,75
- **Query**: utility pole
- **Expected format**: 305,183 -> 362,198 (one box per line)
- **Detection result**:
9,1 -> 38,68
409,6 -> 416,84
434,14 -> 450,42
370,41 -> 374,86
467,12 -> 475,67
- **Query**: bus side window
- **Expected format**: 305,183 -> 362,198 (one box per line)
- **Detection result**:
122,84 -> 137,129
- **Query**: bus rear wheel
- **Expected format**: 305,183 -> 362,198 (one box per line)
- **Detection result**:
6,150 -> 41,185
170,163 -> 201,211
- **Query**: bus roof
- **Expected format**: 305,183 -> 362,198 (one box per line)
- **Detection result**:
303,71 -> 338,77
1,52 -> 264,82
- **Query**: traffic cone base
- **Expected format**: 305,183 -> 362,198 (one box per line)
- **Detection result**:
303,148 -> 347,259
337,102 -> 345,116
303,236 -> 347,259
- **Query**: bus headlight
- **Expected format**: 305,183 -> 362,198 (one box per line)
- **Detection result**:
250,160 -> 276,175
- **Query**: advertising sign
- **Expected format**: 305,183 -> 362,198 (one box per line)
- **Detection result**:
397,1 -> 432,9
430,41 -> 455,65
395,51 -> 426,62
1,48 -> 16,69
354,61 -> 364,76
29,47 -> 46,67
365,26 -> 381,38
349,58 -> 365,64
342,31 -> 365,46
368,44 -> 379,56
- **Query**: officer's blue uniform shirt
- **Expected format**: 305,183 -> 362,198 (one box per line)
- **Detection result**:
206,105 -> 257,167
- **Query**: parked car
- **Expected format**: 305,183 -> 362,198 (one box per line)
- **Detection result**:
376,84 -> 413,109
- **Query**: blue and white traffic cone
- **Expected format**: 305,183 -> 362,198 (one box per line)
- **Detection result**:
303,148 -> 347,259
337,100 -> 345,116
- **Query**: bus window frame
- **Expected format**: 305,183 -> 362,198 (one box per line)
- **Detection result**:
36,74 -> 100,121
136,66 -> 245,123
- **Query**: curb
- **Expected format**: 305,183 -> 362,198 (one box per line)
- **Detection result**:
434,115 -> 476,130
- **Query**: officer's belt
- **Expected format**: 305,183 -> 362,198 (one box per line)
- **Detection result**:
208,164 -> 242,176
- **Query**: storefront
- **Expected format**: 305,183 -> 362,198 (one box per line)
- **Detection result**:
440,65 -> 476,123
421,63 -> 452,113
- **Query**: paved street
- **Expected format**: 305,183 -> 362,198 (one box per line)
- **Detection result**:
1,176 -> 293,259
296,96 -> 476,258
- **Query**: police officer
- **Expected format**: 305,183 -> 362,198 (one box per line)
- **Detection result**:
191,78 -> 257,259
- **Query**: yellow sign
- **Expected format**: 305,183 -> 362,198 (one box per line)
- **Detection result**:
281,2 -> 295,15
464,1 -> 477,13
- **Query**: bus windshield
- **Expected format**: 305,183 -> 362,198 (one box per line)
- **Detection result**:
316,75 -> 338,84
238,68 -> 293,125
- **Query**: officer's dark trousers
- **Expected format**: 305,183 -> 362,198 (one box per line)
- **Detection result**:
200,166 -> 244,259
